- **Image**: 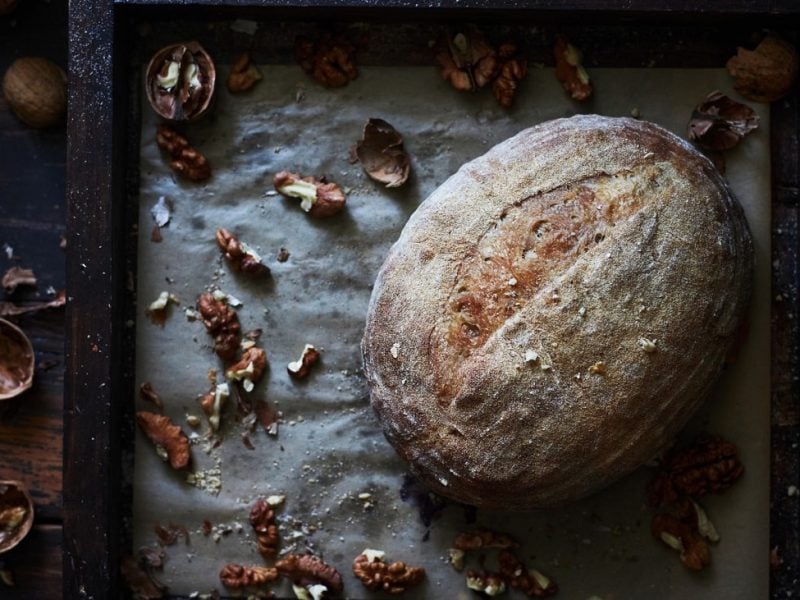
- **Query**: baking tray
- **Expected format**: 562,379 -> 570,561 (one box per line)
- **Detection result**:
65,2 -> 800,598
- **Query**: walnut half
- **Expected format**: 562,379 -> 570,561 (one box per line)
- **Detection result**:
276,554 -> 343,594
156,125 -> 211,182
219,564 -> 279,588
273,171 -> 346,218
352,549 -> 426,595
250,498 -> 280,560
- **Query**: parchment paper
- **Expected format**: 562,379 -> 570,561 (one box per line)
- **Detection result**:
134,66 -> 770,599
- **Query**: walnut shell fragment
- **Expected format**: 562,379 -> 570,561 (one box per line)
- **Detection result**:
145,41 -> 215,121
355,118 -> 411,188
726,34 -> 799,103
273,171 -> 346,218
352,549 -> 426,595
276,554 -> 343,593
0,318 -> 34,401
227,51 -> 262,93
688,91 -> 759,151
0,481 -> 34,554
136,411 -> 191,470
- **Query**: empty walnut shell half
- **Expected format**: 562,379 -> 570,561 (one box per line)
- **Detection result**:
0,481 -> 34,554
355,118 -> 411,188
145,41 -> 216,122
0,318 -> 34,401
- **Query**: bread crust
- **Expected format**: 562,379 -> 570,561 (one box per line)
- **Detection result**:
361,115 -> 753,510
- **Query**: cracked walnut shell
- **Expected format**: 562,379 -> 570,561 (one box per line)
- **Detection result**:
0,318 -> 34,401
0,481 -> 33,554
146,41 -> 215,121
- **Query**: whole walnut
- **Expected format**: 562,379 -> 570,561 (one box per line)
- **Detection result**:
3,57 -> 67,128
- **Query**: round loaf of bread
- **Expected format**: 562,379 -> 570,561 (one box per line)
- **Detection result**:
361,115 -> 753,510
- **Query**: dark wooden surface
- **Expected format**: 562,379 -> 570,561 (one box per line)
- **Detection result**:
0,0 -> 68,598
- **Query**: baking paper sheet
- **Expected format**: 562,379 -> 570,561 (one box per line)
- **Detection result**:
134,66 -> 770,599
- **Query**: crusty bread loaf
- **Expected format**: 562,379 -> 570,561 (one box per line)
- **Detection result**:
361,115 -> 753,510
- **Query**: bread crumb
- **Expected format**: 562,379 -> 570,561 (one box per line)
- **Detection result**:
638,337 -> 657,353
390,342 -> 400,359
508,277 -> 517,286
588,361 -> 606,375
524,349 -> 539,363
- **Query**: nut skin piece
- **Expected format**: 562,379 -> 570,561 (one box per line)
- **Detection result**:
135,411 -> 191,470
215,228 -> 270,277
219,564 -> 279,588
352,551 -> 426,595
156,125 -> 211,182
436,30 -> 499,92
287,344 -> 320,379
651,503 -> 711,571
273,171 -> 347,218
492,43 -> 528,108
498,551 -> 558,598
250,498 -> 280,560
726,34 -> 799,103
2,57 -> 67,128
145,41 -> 215,121
227,51 -> 262,93
139,381 -> 163,410
295,35 -> 358,88
275,554 -> 344,594
453,529 -> 519,550
647,434 -> 744,507
2,267 -> 36,295
196,292 -> 241,362
688,91 -> 759,151
554,36 -> 593,101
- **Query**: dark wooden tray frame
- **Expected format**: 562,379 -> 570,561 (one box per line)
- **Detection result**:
66,2 -> 800,598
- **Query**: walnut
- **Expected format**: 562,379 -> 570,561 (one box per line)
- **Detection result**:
295,34 -> 357,88
139,382 -> 163,409
0,481 -> 33,554
554,36 -> 592,101
197,292 -> 241,362
466,570 -> 506,596
275,554 -> 343,593
688,91 -> 759,151
354,118 -> 411,188
498,551 -> 558,597
651,498 -> 715,571
0,319 -> 34,401
219,564 -> 279,588
227,51 -> 262,93
145,42 -> 215,121
199,382 -> 229,432
647,434 -> 744,506
453,529 -> 519,550
726,33 -> 799,103
352,549 -> 425,595
2,57 -> 67,129
145,291 -> 179,326
250,498 -> 280,560
136,411 -> 191,470
227,346 -> 268,392
156,125 -> 211,182
492,43 -> 528,108
215,228 -> 270,277
287,344 -> 320,379
277,248 -> 290,262
273,171 -> 346,218
436,30 -> 499,92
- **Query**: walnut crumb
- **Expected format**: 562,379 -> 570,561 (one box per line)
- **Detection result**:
638,337 -> 657,353
588,361 -> 606,375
